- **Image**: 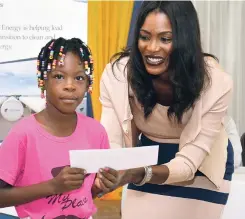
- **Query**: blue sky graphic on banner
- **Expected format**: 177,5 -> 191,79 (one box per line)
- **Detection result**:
0,60 -> 38,96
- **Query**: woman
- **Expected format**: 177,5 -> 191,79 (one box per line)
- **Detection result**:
100,1 -> 234,219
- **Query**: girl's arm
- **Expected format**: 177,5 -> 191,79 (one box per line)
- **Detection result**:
0,166 -> 86,208
0,129 -> 54,208
0,180 -> 55,208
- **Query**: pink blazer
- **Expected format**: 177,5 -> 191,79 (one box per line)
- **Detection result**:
100,57 -> 233,189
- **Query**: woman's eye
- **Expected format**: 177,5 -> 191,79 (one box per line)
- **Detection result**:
161,37 -> 172,43
139,34 -> 149,41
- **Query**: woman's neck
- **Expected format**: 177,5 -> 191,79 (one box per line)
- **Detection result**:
150,70 -> 170,82
152,72 -> 173,106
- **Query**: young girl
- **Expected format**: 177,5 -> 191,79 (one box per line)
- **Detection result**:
0,37 -> 119,219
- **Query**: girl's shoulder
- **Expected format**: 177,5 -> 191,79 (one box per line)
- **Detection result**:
7,114 -> 36,137
0,115 -> 36,151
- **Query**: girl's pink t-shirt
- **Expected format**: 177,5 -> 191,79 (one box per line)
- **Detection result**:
0,113 -> 110,219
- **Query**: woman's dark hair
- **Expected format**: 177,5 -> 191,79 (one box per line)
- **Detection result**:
112,1 -> 215,123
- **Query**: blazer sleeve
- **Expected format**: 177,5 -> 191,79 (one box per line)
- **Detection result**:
164,75 -> 233,184
224,116 -> 242,168
100,65 -> 124,149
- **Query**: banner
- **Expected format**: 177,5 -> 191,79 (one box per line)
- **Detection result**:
0,0 -> 87,63
0,0 -> 87,99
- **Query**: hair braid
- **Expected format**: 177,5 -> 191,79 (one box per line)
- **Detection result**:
36,37 -> 94,98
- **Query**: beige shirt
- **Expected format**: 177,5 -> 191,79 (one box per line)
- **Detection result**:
100,57 -> 233,189
129,88 -> 192,144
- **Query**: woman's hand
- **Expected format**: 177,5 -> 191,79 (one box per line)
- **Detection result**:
93,167 -> 145,196
116,166 -> 169,186
96,167 -> 120,193
92,165 -> 169,198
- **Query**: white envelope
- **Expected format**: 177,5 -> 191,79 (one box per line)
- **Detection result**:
0,207 -> 18,217
69,145 -> 159,173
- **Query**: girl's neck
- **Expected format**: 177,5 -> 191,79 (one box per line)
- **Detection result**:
36,104 -> 78,137
45,104 -> 77,124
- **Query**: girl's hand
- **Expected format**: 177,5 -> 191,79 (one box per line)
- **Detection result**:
49,166 -> 87,194
95,167 -> 119,194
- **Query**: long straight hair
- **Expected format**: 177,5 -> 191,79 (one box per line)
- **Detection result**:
112,1 -> 214,123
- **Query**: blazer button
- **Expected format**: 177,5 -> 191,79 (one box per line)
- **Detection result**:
125,129 -> 129,134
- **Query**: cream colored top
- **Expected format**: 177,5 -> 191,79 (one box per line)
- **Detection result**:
129,90 -> 192,144
129,91 -> 207,184
100,56 -> 233,188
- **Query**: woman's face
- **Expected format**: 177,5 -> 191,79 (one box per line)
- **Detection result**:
138,11 -> 173,76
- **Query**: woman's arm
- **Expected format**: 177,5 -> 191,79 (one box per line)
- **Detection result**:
100,64 -> 124,149
117,75 -> 233,186
115,166 -> 168,187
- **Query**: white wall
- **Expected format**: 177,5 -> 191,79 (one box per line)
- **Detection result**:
0,105 -> 31,141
